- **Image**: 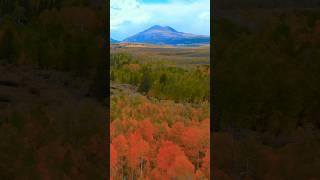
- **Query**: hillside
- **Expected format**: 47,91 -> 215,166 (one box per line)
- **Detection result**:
213,9 -> 320,180
0,63 -> 107,179
122,25 -> 210,45
110,38 -> 120,43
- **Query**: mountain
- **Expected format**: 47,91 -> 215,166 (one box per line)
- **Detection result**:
110,38 -> 120,43
122,25 -> 210,45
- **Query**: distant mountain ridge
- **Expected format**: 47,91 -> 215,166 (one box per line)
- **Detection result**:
121,25 -> 210,45
110,38 -> 120,43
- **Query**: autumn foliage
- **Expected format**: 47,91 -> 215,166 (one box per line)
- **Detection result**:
110,95 -> 210,179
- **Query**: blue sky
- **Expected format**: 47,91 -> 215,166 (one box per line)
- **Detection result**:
110,0 -> 210,40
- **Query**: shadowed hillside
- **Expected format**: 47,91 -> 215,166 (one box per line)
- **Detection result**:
0,0 -> 108,179
213,8 -> 320,179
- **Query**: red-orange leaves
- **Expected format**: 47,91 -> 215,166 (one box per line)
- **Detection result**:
110,144 -> 118,170
156,141 -> 196,179
110,95 -> 210,179
156,141 -> 184,171
138,119 -> 155,142
127,132 -> 149,169
202,148 -> 210,178
112,135 -> 128,158
169,121 -> 185,144
181,127 -> 203,160
181,127 -> 202,147
167,155 -> 195,179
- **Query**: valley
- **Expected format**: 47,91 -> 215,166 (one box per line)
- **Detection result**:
110,43 -> 210,179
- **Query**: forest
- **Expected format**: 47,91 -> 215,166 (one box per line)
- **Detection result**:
0,0 -> 108,179
110,44 -> 211,179
213,9 -> 320,179
0,0 -> 106,93
110,52 -> 210,103
110,94 -> 210,179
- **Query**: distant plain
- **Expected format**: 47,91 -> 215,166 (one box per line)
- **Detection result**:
111,43 -> 210,68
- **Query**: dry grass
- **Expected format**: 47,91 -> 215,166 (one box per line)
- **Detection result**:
110,44 -> 210,67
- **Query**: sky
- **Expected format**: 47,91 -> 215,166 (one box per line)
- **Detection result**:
110,0 -> 210,40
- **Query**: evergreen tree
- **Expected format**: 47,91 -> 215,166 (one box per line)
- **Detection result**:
138,70 -> 152,94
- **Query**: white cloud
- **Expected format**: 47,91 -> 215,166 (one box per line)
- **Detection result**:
110,0 -> 151,30
110,0 -> 210,40
199,11 -> 210,21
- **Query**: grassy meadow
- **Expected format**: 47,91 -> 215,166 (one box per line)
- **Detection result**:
111,43 -> 210,66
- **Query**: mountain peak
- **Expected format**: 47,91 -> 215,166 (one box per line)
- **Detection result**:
122,25 -> 210,45
150,25 -> 162,29
163,26 -> 178,32
145,25 -> 178,33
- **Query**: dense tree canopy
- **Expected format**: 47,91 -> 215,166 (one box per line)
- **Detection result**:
111,95 -> 210,179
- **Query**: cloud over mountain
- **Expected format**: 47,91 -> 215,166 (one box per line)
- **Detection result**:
110,0 -> 210,40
